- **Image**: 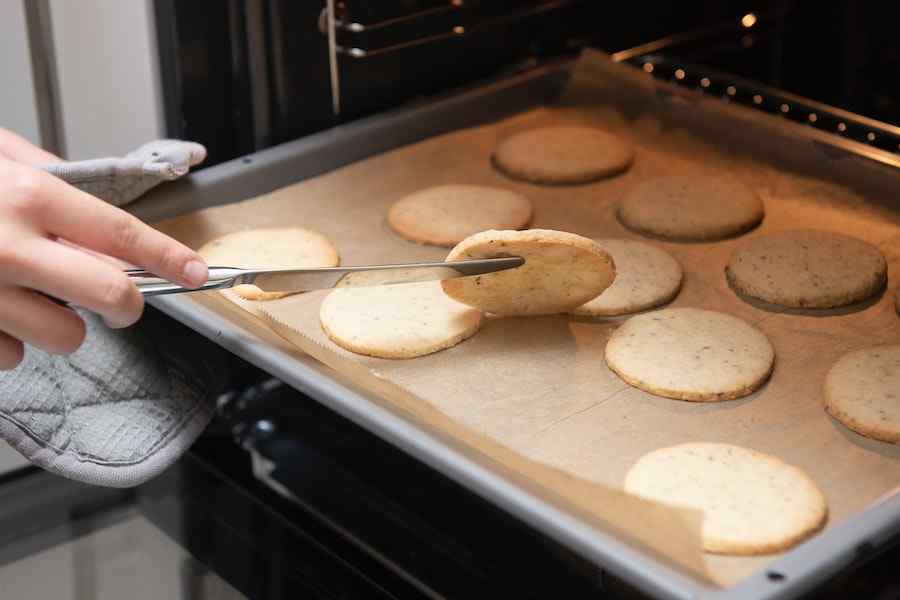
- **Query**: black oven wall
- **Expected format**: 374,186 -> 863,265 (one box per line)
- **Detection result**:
151,0 -> 784,168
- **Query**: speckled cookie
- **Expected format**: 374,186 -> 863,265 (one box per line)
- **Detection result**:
569,239 -> 682,316
388,184 -> 533,247
199,228 -> 339,301
618,175 -> 764,241
319,281 -> 482,359
492,126 -> 634,185
726,229 -> 886,309
825,346 -> 900,444
624,443 -> 828,555
441,229 -> 615,316
605,308 -> 774,401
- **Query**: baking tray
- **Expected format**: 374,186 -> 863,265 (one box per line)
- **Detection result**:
131,54 -> 900,599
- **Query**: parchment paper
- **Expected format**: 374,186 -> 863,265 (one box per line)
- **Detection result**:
155,51 -> 900,587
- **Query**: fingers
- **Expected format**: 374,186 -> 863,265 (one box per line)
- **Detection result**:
6,165 -> 207,287
0,330 -> 24,370
1,238 -> 144,328
0,128 -> 61,164
57,239 -> 133,269
0,286 -> 85,354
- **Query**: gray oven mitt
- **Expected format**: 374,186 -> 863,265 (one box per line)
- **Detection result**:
0,138 -> 217,487
0,308 -> 227,488
38,139 -> 207,207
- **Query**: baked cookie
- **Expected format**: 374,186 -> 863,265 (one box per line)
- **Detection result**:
726,229 -> 886,308
199,228 -> 339,301
492,126 -> 634,185
825,345 -> 900,444
605,308 -> 774,401
618,175 -> 763,241
319,281 -> 482,359
569,239 -> 682,316
441,229 -> 615,316
388,184 -> 532,247
624,443 -> 828,555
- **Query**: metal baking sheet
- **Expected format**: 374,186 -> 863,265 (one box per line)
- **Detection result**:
132,53 -> 900,600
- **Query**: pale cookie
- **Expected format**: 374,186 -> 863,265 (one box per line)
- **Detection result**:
320,281 -> 482,359
199,228 -> 339,301
618,175 -> 764,241
492,126 -> 634,185
388,184 -> 532,247
605,308 -> 774,401
726,229 -> 886,309
825,345 -> 900,444
624,443 -> 828,555
569,239 -> 682,316
441,229 -> 615,316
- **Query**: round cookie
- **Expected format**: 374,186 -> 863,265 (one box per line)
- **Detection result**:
320,281 -> 482,359
492,126 -> 634,185
388,184 -> 532,247
569,239 -> 682,317
624,443 -> 828,555
441,229 -> 615,316
825,345 -> 900,444
726,229 -> 886,309
605,308 -> 774,401
199,228 -> 339,301
618,175 -> 764,241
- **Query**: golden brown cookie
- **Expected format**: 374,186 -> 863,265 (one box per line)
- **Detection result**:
625,443 -> 827,555
605,308 -> 774,401
199,228 -> 339,301
726,229 -> 886,308
569,239 -> 682,316
492,126 -> 634,185
441,229 -> 615,316
320,282 -> 483,359
388,185 -> 532,247
618,175 -> 763,241
825,345 -> 900,444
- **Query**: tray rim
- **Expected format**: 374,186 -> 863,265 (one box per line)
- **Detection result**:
137,56 -> 900,600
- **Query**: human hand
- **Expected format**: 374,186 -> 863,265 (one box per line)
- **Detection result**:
0,133 -> 208,369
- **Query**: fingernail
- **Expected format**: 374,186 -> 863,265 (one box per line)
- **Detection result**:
182,260 -> 208,288
102,315 -> 132,329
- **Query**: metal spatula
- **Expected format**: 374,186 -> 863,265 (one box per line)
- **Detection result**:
126,257 -> 524,297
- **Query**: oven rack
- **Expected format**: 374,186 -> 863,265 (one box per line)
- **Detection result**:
320,0 -> 578,60
615,54 -> 900,164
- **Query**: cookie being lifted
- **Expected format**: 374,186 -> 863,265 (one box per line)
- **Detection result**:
199,228 -> 339,301
492,126 -> 634,185
441,229 -> 615,316
825,345 -> 900,444
618,175 -> 763,241
570,239 -> 682,316
605,308 -> 774,401
726,229 -> 886,308
624,443 -> 828,555
388,184 -> 532,247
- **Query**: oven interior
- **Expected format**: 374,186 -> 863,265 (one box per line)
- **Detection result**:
7,2 -> 900,599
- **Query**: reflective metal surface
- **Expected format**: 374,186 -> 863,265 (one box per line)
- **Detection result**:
127,256 -> 524,297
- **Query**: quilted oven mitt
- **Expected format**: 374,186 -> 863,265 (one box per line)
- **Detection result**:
39,139 -> 206,207
0,307 -> 228,488
0,139 -> 221,487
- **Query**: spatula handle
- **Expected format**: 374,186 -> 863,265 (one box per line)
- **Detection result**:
125,267 -> 243,297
